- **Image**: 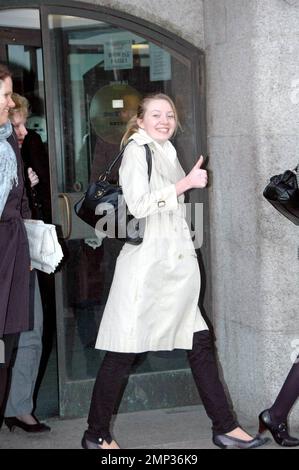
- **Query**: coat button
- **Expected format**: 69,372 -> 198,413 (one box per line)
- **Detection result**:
178,254 -> 183,259
158,200 -> 165,208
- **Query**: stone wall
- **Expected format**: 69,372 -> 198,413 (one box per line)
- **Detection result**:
204,0 -> 299,424
78,0 -> 204,49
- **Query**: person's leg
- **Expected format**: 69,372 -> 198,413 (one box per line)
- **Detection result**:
0,334 -> 19,423
258,357 -> 299,446
269,358 -> 299,423
187,331 -> 268,448
0,368 -> 8,419
4,277 -> 43,420
0,362 -> 9,424
84,351 -> 137,447
187,330 -> 238,435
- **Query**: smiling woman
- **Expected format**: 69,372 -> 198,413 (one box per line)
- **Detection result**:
82,93 -> 267,450
0,63 -> 31,420
0,65 -> 16,216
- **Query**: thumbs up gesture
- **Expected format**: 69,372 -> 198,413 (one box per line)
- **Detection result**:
186,156 -> 208,189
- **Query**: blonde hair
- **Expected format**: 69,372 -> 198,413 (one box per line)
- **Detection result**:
9,93 -> 29,120
121,93 -> 180,147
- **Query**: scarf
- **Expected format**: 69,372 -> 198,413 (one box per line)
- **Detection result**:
0,121 -> 18,218
131,129 -> 186,184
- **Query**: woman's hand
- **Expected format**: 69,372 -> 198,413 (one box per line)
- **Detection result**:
176,156 -> 208,196
27,167 -> 39,188
186,156 -> 208,189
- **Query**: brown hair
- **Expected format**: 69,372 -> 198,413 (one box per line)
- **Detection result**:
0,63 -> 12,86
9,93 -> 29,120
121,93 -> 180,147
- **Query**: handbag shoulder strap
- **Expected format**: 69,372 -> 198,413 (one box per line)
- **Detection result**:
104,144 -> 128,178
102,141 -> 152,182
144,144 -> 152,181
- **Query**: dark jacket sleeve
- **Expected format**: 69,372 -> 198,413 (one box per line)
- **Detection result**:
21,130 -> 51,221
21,182 -> 31,218
10,130 -> 32,219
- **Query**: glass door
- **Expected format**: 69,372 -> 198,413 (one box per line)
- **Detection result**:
41,7 -> 208,417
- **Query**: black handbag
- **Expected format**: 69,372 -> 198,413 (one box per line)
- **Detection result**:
74,143 -> 152,244
263,164 -> 299,225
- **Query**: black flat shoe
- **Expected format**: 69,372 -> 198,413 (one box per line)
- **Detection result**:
4,417 -> 51,433
213,433 -> 268,449
258,409 -> 299,447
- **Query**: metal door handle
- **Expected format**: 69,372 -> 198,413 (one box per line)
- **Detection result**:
58,193 -> 72,239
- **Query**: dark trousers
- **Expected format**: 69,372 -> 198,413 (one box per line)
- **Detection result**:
86,331 -> 238,441
0,333 -> 19,421
270,356 -> 299,423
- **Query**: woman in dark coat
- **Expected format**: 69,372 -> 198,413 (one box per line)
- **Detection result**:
0,64 -> 31,419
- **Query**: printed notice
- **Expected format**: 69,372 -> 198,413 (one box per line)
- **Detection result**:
150,44 -> 171,82
104,40 -> 133,70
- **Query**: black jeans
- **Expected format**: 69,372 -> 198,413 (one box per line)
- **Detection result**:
86,331 -> 238,441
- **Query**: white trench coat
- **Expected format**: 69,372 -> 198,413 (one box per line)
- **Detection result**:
95,129 -> 208,353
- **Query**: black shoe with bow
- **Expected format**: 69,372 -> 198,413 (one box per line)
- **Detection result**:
4,417 -> 51,433
258,409 -> 299,447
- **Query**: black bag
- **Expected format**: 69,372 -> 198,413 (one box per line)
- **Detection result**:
74,143 -> 152,244
263,165 -> 299,225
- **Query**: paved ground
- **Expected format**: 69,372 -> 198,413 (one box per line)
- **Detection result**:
1,405 -> 297,450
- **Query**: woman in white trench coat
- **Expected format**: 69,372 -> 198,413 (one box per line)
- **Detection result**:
82,94 -> 267,450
